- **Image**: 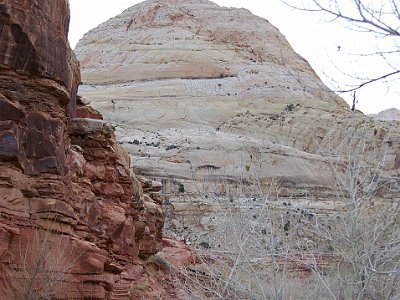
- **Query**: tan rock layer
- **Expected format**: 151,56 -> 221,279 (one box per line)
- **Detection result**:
75,0 -> 400,248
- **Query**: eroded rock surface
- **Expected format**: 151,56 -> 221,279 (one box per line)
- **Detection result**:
75,0 -> 400,246
370,108 -> 400,122
0,1 -> 191,299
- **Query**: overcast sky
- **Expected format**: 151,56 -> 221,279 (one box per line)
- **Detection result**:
68,0 -> 400,114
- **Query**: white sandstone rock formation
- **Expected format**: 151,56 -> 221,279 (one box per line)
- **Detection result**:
75,0 -> 400,241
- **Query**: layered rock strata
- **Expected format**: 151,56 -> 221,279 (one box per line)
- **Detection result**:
0,1 -> 192,299
75,0 -> 400,245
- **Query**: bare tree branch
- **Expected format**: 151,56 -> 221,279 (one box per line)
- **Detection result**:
280,0 -> 400,98
336,69 -> 400,93
281,0 -> 400,36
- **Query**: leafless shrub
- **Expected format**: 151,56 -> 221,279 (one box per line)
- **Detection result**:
308,121 -> 400,299
170,118 -> 399,299
8,225 -> 78,300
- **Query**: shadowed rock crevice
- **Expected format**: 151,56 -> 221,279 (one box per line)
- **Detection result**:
0,22 -> 40,74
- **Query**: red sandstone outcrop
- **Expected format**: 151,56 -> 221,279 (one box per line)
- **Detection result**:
0,1 -> 194,299
76,95 -> 103,120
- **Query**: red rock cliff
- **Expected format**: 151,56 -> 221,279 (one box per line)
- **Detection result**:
0,1 -> 190,299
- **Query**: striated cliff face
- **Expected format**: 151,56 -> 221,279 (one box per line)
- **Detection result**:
75,0 -> 342,194
0,1 -> 193,299
75,0 -> 400,237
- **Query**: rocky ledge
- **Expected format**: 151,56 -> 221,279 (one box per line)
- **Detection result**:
0,1 -> 194,299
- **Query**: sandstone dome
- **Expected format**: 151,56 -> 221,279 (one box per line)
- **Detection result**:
75,0 -> 399,211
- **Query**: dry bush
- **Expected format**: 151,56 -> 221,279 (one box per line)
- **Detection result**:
8,226 -> 78,300
170,119 -> 400,299
309,121 -> 400,300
